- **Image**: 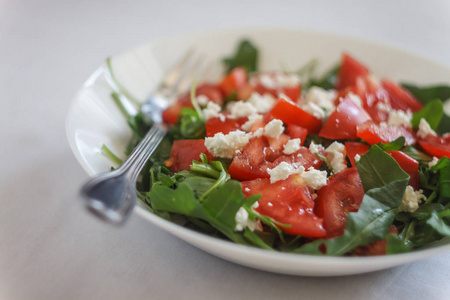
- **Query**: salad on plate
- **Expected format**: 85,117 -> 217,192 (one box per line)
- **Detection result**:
104,40 -> 450,256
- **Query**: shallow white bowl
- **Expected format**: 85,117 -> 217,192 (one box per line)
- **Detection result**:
66,27 -> 450,276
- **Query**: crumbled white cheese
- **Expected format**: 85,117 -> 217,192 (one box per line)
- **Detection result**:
304,87 -> 336,112
301,167 -> 328,190
264,119 -> 285,138
326,141 -> 348,173
267,162 -> 304,183
278,92 -> 293,102
400,186 -> 426,213
244,187 -> 251,193
229,101 -> 257,119
417,118 -> 437,138
346,92 -> 363,108
246,93 -> 276,113
376,101 -> 391,112
354,154 -> 361,162
259,72 -> 301,90
241,113 -> 263,131
196,95 -> 210,106
309,141 -> 324,155
252,128 -> 264,138
203,102 -> 222,120
234,207 -> 259,231
301,102 -> 325,119
283,138 -> 301,155
205,130 -> 250,159
388,110 -> 412,127
428,156 -> 439,168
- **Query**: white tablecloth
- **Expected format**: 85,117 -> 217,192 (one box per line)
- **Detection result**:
1,1 -> 450,299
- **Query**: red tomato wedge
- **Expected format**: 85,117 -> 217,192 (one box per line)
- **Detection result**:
387,151 -> 420,190
314,168 -> 364,238
345,142 -> 370,167
205,117 -> 241,137
357,121 -> 416,145
168,139 -> 213,172
319,97 -> 372,139
270,98 -> 322,133
286,124 -> 308,145
228,137 -> 271,181
352,226 -> 398,256
336,53 -> 369,90
241,177 -> 326,237
218,67 -> 247,96
418,134 -> 450,158
382,80 -> 423,112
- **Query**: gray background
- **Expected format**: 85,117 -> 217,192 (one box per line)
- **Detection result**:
1,0 -> 450,299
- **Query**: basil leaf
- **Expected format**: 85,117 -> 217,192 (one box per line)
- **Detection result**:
223,40 -> 258,73
401,83 -> 450,105
411,99 -> 443,130
379,137 -> 405,151
356,145 -> 409,192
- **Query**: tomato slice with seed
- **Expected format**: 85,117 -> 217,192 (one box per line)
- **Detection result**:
242,177 -> 326,237
270,98 -> 322,133
314,168 -> 364,238
336,53 -> 369,90
417,134 -> 450,158
168,140 -> 213,172
357,121 -> 416,145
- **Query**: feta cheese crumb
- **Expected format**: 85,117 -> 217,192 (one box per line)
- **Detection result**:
417,118 -> 437,138
428,156 -> 439,168
252,128 -> 264,137
267,162 -> 304,183
301,102 -> 326,119
244,187 -> 251,193
258,72 -> 300,90
400,186 -> 426,213
241,113 -> 263,131
247,93 -> 276,113
229,101 -> 257,118
264,119 -> 285,138
376,101 -> 391,112
203,102 -> 222,120
234,207 -> 258,231
346,92 -> 363,108
387,110 -> 412,127
196,95 -> 209,106
354,154 -> 361,162
326,141 -> 348,173
205,130 -> 250,159
301,167 -> 328,190
283,138 -> 301,155
304,87 -> 336,112
309,141 -> 324,155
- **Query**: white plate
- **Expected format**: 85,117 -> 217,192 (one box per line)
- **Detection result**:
66,27 -> 450,276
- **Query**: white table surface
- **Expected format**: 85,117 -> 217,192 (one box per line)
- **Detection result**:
1,1 -> 450,299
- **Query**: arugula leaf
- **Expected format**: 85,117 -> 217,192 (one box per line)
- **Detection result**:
223,40 -> 258,73
386,233 -> 412,254
411,99 -> 443,130
169,107 -> 206,140
426,212 -> 450,236
293,146 -> 409,255
401,145 -> 431,162
306,63 -> 340,90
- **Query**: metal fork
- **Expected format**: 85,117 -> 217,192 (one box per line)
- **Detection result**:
81,50 -> 202,224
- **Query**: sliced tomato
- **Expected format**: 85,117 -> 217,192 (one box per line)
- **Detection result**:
228,137 -> 271,181
167,139 -> 213,172
418,134 -> 450,158
270,98 -> 322,133
382,80 -> 423,112
218,67 -> 247,97
205,117 -> 241,137
319,97 -> 372,139
352,226 -> 398,256
357,121 -> 416,145
266,134 -> 291,162
387,151 -> 420,190
241,177 -> 326,237
336,53 -> 369,90
162,102 -> 184,125
286,124 -> 308,145
314,168 -> 364,238
345,142 -> 369,167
